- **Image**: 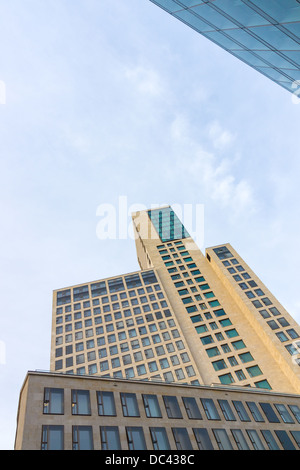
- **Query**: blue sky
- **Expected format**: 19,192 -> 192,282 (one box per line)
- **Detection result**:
0,0 -> 299,449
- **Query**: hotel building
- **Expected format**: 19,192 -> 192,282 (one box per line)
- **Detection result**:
15,206 -> 300,450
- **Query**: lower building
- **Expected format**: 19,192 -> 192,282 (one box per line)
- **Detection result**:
14,370 -> 300,450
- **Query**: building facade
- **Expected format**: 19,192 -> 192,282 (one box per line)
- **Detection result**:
14,371 -> 300,450
15,205 -> 300,450
50,206 -> 300,395
149,0 -> 300,94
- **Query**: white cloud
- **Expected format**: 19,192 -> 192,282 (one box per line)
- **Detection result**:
169,114 -> 256,216
208,120 -> 236,150
124,65 -> 163,96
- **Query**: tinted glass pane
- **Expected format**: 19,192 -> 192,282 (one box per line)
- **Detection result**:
193,428 -> 214,450
173,428 -> 193,450
275,430 -> 296,450
212,0 -> 270,27
250,25 -> 300,50
249,0 -> 300,23
150,427 -> 171,450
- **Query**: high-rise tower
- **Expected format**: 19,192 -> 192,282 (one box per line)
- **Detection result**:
50,206 -> 300,394
15,206 -> 300,450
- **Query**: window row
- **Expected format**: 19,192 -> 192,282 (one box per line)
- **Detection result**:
41,424 -> 300,451
43,388 -> 300,425
56,282 -> 163,315
55,307 -> 176,346
56,271 -> 159,306
222,254 -> 300,347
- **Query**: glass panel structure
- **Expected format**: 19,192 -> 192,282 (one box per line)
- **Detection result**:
148,207 -> 190,242
149,0 -> 300,93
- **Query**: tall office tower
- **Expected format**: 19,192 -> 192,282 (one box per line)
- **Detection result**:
50,206 -> 300,395
149,0 -> 300,94
15,205 -> 300,450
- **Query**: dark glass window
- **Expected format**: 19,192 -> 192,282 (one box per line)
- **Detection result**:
182,397 -> 202,419
201,398 -> 220,420
193,428 -> 214,450
274,430 -> 296,450
125,273 -> 142,289
232,401 -> 250,421
41,425 -> 64,450
142,394 -> 162,418
163,396 -> 183,418
150,427 -> 170,450
73,285 -> 89,301
246,401 -> 264,422
259,403 -> 280,423
218,399 -> 236,421
72,426 -> 93,450
172,428 -> 193,450
213,246 -> 233,260
120,393 -> 140,417
97,391 -> 116,416
100,426 -> 121,450
261,430 -> 280,450
56,289 -> 71,306
43,388 -> 64,414
141,270 -> 158,285
213,429 -> 233,450
71,390 -> 91,415
231,429 -> 250,450
126,427 -> 147,450
108,277 -> 125,293
91,281 -> 107,297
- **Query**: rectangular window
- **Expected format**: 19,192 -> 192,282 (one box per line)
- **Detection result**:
232,401 -> 251,421
71,390 -> 91,415
100,426 -> 121,450
212,429 -> 233,450
261,430 -> 280,450
41,425 -> 64,450
97,391 -> 116,416
120,393 -> 140,417
182,397 -> 202,419
163,396 -> 183,419
108,277 -> 125,293
126,427 -> 147,450
289,405 -> 300,423
259,403 -> 280,423
72,426 -> 93,450
193,428 -> 214,450
218,400 -> 236,421
43,388 -> 64,414
172,428 -> 193,450
143,394 -> 162,418
150,427 -> 170,450
246,430 -> 265,450
274,430 -> 296,450
201,398 -> 220,420
274,404 -> 295,423
231,429 -> 250,450
246,402 -> 264,422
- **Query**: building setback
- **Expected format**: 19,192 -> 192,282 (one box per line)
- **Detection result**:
15,205 -> 300,449
149,0 -> 300,94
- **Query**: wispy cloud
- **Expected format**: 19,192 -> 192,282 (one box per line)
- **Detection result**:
169,114 -> 256,217
124,64 -> 164,96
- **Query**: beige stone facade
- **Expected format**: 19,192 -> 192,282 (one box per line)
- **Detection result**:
132,208 -> 300,394
14,371 -> 300,450
16,205 -> 300,450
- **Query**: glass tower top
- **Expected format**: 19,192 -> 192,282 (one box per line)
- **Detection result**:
148,206 -> 190,242
149,0 -> 300,93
